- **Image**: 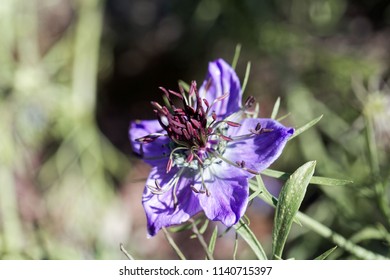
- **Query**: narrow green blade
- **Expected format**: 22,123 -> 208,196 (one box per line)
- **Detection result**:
178,80 -> 190,92
289,115 -> 323,141
208,225 -> 218,256
314,246 -> 338,260
199,220 -> 209,234
234,219 -> 267,260
231,44 -> 242,70
261,169 -> 352,187
241,61 -> 251,94
271,97 -> 281,119
272,161 -> 316,259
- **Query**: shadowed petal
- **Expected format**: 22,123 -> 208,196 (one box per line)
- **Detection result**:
199,59 -> 242,118
196,162 -> 249,227
224,118 -> 294,174
143,164 -> 202,237
129,120 -> 171,166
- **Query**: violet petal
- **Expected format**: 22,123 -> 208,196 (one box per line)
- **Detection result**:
224,118 -> 294,175
196,162 -> 249,227
129,120 -> 171,166
199,59 -> 242,118
143,165 -> 202,237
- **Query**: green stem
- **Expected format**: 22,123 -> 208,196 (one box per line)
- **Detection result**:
0,167 -> 24,255
120,243 -> 135,260
71,0 -> 103,118
190,219 -> 214,260
0,104 -> 24,256
364,115 -> 380,177
364,116 -> 390,225
295,211 -> 387,260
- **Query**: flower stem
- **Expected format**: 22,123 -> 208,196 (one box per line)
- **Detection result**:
0,167 -> 24,255
190,219 -> 214,260
71,0 -> 103,119
295,211 -> 388,260
120,243 -> 134,260
364,115 -> 390,225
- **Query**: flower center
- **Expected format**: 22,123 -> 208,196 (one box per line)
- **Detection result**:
135,81 -> 273,176
153,81 -> 209,151
150,81 -> 236,172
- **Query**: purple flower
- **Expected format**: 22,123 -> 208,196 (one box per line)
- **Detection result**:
129,59 -> 294,237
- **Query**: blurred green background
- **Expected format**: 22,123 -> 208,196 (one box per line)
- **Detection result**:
0,0 -> 389,259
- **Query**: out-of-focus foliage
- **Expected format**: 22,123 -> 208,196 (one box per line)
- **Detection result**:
0,0 -> 130,259
0,0 -> 389,259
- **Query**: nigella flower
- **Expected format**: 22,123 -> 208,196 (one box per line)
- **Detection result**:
129,59 -> 294,237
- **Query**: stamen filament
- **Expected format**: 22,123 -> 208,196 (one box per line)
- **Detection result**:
205,92 -> 230,116
209,150 -> 259,175
172,169 -> 184,209
199,167 -> 211,196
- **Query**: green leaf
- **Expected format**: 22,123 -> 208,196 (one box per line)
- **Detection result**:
233,233 -> 239,260
199,219 -> 209,234
314,246 -> 338,260
249,175 -> 274,205
178,80 -> 190,93
208,225 -> 218,256
248,176 -> 263,201
271,97 -> 281,119
241,61 -> 251,94
350,225 -> 390,244
272,161 -> 316,259
234,219 -> 267,260
231,44 -> 242,70
288,115 -> 323,141
261,169 -> 352,187
276,112 -> 291,122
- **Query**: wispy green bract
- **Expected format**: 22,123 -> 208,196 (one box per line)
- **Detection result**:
288,115 -> 323,141
271,97 -> 281,120
231,44 -> 242,70
241,61 -> 251,94
208,225 -> 218,257
272,161 -> 316,259
199,220 -> 209,234
234,219 -> 267,260
314,246 -> 338,260
261,169 -> 353,186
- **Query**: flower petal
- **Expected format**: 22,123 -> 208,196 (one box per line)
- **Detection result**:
143,164 -> 202,237
129,119 -> 171,166
199,59 -> 242,118
196,162 -> 249,227
224,118 -> 294,174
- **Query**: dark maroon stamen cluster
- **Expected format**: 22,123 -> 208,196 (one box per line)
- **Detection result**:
151,81 -> 211,149
135,81 -> 275,177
